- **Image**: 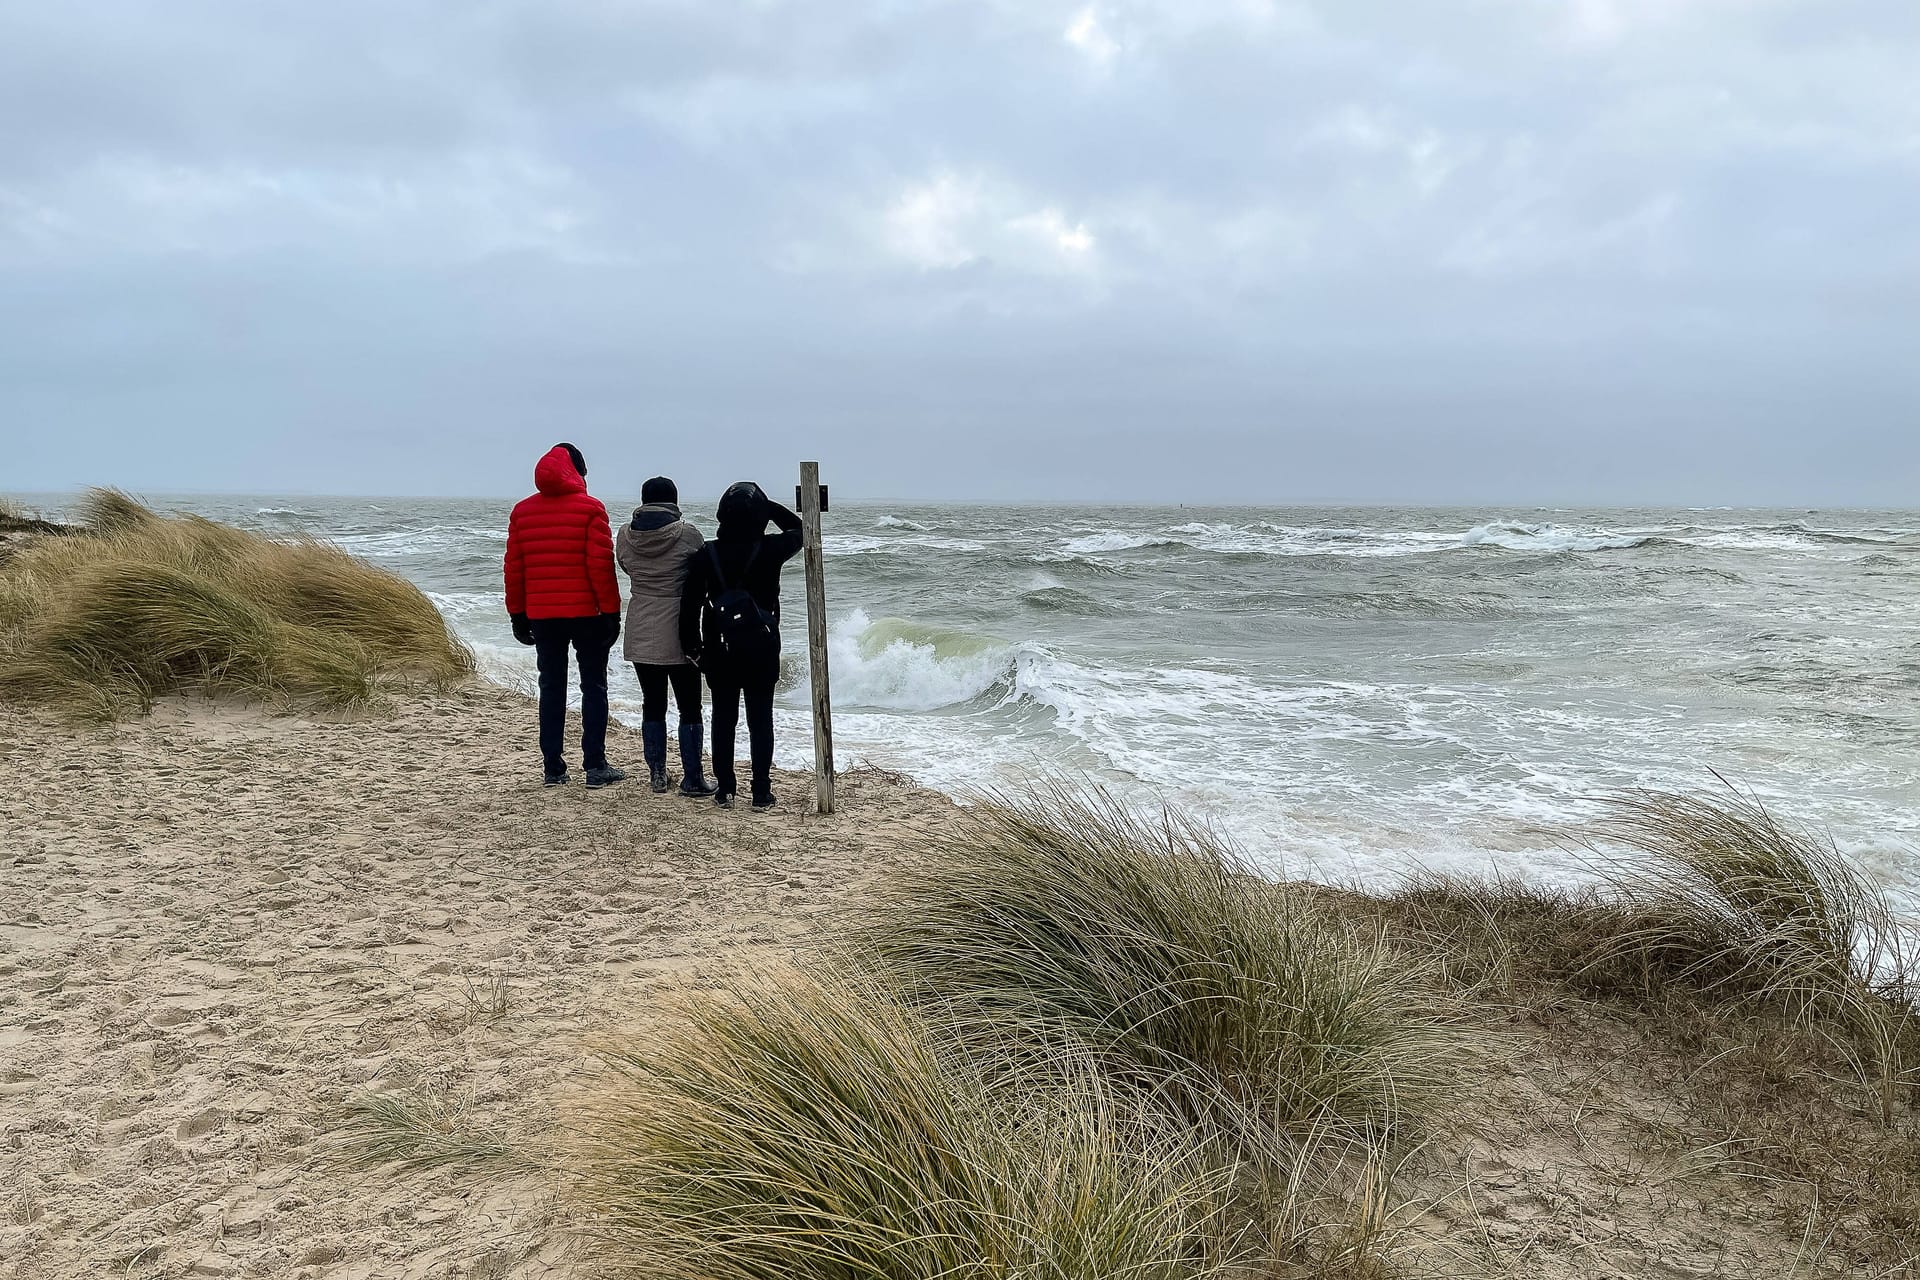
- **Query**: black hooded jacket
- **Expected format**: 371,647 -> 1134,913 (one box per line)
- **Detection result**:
679,484 -> 803,669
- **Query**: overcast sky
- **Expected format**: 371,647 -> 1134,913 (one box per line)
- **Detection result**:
2,1 -> 1916,504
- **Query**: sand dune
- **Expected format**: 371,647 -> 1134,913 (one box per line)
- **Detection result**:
0,683 -> 1890,1277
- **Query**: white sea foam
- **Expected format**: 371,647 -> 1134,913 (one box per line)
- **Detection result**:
874,514 -> 929,530
819,609 -> 1012,711
330,526 -> 504,557
1041,517 -> 1899,560
425,590 -> 507,618
1456,521 -> 1649,552
826,533 -> 988,556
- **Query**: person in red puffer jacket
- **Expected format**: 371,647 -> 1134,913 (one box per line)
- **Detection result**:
505,443 -> 627,789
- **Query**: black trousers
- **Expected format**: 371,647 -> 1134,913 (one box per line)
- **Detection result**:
705,661 -> 778,797
634,662 -> 703,725
530,616 -> 613,774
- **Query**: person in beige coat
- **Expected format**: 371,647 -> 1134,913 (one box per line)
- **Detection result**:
615,477 -> 717,796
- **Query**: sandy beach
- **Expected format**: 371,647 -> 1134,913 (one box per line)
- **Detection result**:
4,680 -> 1900,1278
0,684 -> 952,1279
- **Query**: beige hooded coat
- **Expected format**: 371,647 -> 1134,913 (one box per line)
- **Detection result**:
615,503 -> 705,666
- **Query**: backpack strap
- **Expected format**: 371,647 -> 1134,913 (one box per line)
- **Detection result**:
705,542 -> 762,596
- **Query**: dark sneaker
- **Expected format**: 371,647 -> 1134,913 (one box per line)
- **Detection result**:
680,777 -> 718,798
649,766 -> 671,794
714,791 -> 736,810
751,790 -> 776,812
543,769 -> 570,787
584,766 -> 628,790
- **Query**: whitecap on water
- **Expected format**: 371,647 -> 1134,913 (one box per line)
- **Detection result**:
826,533 -> 988,556
1456,520 -> 1650,553
816,608 -> 1014,711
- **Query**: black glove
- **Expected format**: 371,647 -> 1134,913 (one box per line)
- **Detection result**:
600,612 -> 622,646
510,613 -> 534,646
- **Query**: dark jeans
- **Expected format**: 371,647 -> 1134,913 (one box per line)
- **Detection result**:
706,661 -> 778,798
634,662 -> 703,725
531,616 -> 613,774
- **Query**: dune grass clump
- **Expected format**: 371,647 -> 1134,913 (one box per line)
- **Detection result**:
1378,786 -> 1920,1267
1582,786 -> 1917,1119
565,969 -> 1238,1280
1387,787 -> 1913,1033
1386,788 -> 1917,1119
850,788 -> 1469,1165
1583,787 -> 1911,1000
331,1088 -> 513,1175
0,489 -> 472,717
75,486 -> 157,535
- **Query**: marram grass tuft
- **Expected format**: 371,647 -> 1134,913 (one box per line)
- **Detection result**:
0,489 -> 473,717
849,785 -> 1471,1166
563,967 -> 1242,1280
1579,783 -> 1917,1121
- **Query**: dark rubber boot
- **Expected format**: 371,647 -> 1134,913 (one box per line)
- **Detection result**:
642,720 -> 670,793
678,722 -> 717,797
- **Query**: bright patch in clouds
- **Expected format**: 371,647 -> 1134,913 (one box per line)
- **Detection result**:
881,173 -> 1097,275
1014,207 -> 1096,257
1064,6 -> 1120,63
884,172 -> 983,270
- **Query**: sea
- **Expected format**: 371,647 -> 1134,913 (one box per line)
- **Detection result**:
18,493 -> 1920,906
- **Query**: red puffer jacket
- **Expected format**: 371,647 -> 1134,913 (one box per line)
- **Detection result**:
504,447 -> 621,620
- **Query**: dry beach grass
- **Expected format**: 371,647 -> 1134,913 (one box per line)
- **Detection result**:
1,511 -> 1915,1279
0,490 -> 472,718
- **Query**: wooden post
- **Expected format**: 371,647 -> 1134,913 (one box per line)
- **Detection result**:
799,461 -> 834,814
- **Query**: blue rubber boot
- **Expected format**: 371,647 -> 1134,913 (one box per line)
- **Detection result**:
642,720 -> 670,793
678,722 -> 718,797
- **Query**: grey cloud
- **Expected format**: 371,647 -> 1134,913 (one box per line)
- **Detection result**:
1,0 -> 1915,502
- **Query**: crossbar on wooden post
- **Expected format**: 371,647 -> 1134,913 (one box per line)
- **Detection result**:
799,461 -> 835,814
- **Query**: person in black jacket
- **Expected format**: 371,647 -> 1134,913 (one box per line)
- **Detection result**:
679,481 -> 804,810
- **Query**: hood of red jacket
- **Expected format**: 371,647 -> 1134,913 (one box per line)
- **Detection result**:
533,446 -> 586,497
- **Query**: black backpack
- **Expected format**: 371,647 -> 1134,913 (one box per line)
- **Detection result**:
705,544 -> 779,664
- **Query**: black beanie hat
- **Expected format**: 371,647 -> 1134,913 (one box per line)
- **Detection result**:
557,442 -> 586,478
641,476 -> 677,505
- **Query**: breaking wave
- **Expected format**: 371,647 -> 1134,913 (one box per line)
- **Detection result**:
1060,531 -> 1184,554
1042,518 -> 1920,561
826,533 -> 989,557
1456,521 -> 1650,552
825,609 -> 1014,711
